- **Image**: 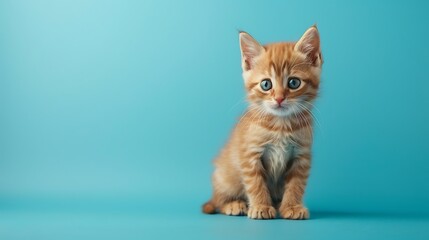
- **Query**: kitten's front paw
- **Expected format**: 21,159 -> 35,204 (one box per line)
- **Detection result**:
221,200 -> 248,216
247,205 -> 276,219
279,204 -> 309,220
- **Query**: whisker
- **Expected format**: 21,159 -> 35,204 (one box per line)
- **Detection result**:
295,101 -> 323,135
228,97 -> 247,112
302,100 -> 321,113
295,104 -> 313,139
237,104 -> 258,126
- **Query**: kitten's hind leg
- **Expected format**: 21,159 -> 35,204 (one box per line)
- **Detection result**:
208,159 -> 247,216
220,200 -> 248,216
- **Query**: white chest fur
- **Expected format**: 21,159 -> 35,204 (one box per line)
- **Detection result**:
261,134 -> 294,181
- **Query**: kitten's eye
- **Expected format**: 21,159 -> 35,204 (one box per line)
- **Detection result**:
288,78 -> 301,89
260,79 -> 272,91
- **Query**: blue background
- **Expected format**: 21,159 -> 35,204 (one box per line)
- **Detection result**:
1,0 -> 428,239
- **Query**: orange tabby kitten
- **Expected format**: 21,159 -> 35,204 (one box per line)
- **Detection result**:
202,26 -> 322,220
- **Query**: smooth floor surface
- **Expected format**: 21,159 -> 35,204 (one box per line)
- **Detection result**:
1,198 -> 428,240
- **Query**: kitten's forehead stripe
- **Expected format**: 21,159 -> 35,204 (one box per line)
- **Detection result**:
264,43 -> 301,83
265,43 -> 294,78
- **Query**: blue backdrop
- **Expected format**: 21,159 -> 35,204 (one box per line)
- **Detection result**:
1,0 -> 428,239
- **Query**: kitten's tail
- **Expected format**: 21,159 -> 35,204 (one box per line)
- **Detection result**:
202,200 -> 216,214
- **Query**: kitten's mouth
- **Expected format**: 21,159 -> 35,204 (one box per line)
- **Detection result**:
262,102 -> 293,117
274,105 -> 288,110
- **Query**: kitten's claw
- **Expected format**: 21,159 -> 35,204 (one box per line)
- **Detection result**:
247,205 -> 276,219
279,204 -> 309,220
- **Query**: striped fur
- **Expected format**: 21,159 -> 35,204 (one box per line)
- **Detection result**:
202,26 -> 322,220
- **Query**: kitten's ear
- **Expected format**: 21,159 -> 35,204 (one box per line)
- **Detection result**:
294,25 -> 323,66
239,31 -> 264,71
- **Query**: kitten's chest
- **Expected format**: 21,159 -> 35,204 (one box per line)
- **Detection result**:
261,134 -> 295,178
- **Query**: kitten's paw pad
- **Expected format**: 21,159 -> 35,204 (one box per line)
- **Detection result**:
280,205 -> 309,220
247,205 -> 276,219
221,200 -> 248,216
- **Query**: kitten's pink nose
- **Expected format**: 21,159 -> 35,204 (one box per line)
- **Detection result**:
275,97 -> 285,105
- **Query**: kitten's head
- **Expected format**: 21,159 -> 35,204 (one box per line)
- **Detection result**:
239,26 -> 322,117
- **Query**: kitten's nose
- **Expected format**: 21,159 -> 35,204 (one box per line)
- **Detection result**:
275,97 -> 285,105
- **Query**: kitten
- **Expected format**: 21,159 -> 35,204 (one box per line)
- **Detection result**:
202,26 -> 323,220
